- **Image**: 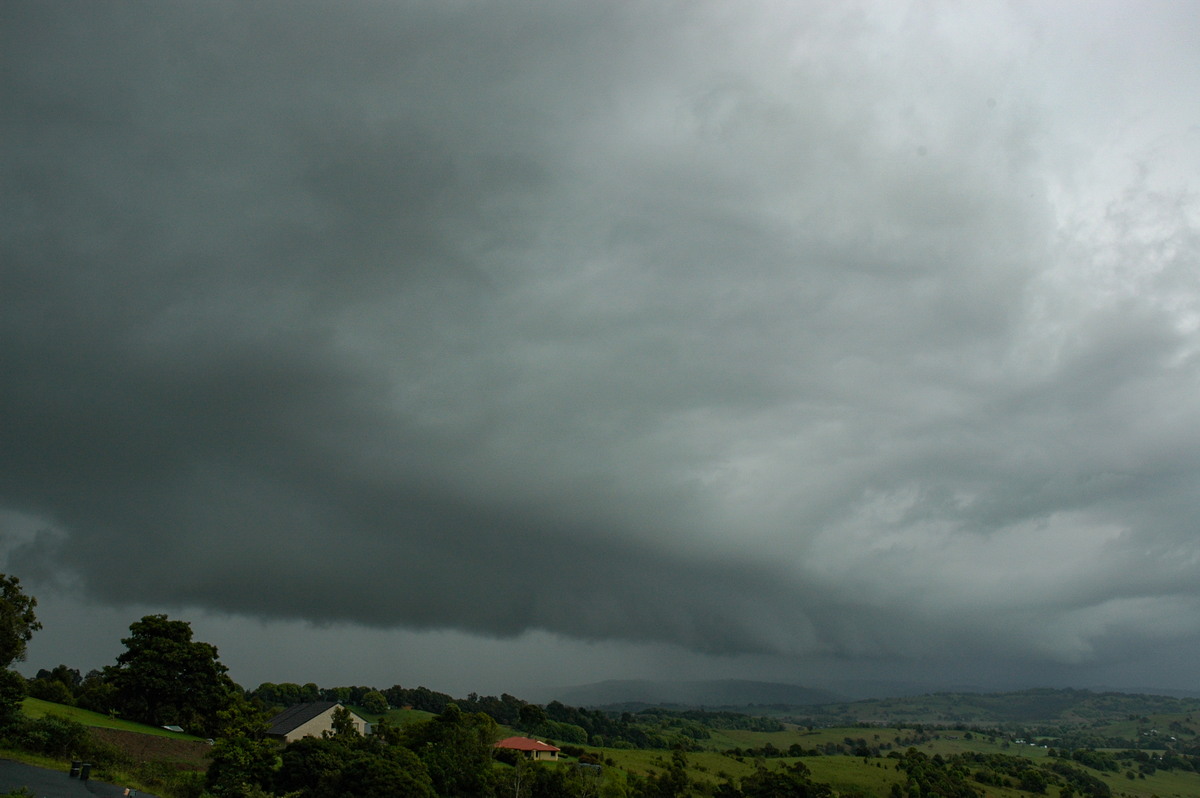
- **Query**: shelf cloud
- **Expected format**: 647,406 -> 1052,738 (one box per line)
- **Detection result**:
4,0 -> 1200,693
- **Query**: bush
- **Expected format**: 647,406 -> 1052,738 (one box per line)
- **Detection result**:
360,690 -> 388,715
1,714 -> 123,767
27,678 -> 75,705
12,715 -> 90,757
0,670 -> 26,731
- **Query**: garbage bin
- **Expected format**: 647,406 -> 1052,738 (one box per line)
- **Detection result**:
70,760 -> 82,778
80,763 -> 92,781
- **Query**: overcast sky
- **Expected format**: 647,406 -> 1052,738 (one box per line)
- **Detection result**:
3,1 -> 1200,700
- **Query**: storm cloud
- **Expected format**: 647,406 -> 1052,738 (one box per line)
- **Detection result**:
3,1 -> 1200,692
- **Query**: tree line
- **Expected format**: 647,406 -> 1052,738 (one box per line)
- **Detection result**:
6,573 -> 849,797
10,574 -> 1199,798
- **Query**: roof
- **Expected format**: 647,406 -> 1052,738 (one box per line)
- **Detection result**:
494,736 -> 560,752
266,700 -> 342,736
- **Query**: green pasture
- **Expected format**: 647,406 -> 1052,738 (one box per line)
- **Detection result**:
344,704 -> 435,727
695,723 -> 888,750
16,697 -> 1200,798
20,698 -> 206,740
596,750 -> 909,795
1091,765 -> 1200,798
803,755 -> 906,796
692,723 -> 1035,758
591,747 -> 753,789
589,726 -> 1200,798
1089,711 -> 1199,744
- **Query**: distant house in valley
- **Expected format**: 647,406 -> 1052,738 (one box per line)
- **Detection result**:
494,736 -> 561,761
266,701 -> 369,743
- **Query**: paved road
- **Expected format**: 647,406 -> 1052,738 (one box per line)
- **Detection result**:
0,759 -> 155,798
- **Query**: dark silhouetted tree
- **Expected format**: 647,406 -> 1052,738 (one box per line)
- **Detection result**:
104,614 -> 238,735
0,574 -> 41,669
361,689 -> 388,714
404,702 -> 499,798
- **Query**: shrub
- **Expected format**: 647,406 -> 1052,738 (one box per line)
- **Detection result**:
26,678 -> 75,706
13,715 -> 90,757
0,670 -> 26,731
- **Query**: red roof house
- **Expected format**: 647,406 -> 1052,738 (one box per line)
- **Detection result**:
495,736 -> 561,761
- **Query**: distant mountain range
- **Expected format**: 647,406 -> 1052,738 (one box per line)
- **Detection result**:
538,679 -> 847,709
534,678 -> 1200,717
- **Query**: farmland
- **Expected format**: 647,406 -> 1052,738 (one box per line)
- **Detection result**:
6,688 -> 1200,797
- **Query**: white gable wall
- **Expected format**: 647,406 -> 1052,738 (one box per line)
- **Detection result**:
281,705 -> 368,743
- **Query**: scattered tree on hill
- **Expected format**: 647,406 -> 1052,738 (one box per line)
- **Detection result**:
890,748 -> 981,798
740,760 -> 834,798
464,691 -> 526,726
519,702 -> 549,729
361,689 -> 388,714
1045,761 -> 1112,798
27,664 -> 82,705
26,674 -> 72,705
74,668 -> 118,715
383,684 -> 454,714
631,749 -> 691,798
250,681 -> 323,708
104,613 -> 240,735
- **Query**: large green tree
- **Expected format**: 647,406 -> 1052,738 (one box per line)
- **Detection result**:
206,734 -> 282,798
104,614 -> 239,735
273,726 -> 436,798
0,574 -> 41,669
740,761 -> 834,798
403,703 -> 499,798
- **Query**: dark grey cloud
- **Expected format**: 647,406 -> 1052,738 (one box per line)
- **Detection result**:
4,1 -> 1200,690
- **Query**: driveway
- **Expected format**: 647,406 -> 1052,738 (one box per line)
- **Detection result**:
0,759 -> 156,798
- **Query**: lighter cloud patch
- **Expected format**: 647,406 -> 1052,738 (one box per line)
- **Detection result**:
1042,129 -> 1200,318
0,511 -> 73,587
0,510 -> 50,558
928,514 -> 1128,606
1022,595 -> 1200,664
807,503 -> 1130,627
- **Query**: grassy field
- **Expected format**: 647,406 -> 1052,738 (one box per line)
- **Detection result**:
687,722 -> 1050,759
1112,766 -> 1200,798
798,690 -> 1200,728
804,755 -> 907,797
551,721 -> 1200,798
583,745 -> 1200,798
20,698 -> 207,740
13,697 -> 1200,797
348,705 -> 436,727
1089,711 -> 1199,743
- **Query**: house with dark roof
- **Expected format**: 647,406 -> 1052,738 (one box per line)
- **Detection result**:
266,701 -> 369,743
494,736 -> 561,761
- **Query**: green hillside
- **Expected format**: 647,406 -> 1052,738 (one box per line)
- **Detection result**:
20,697 -> 206,740
8,689 -> 1200,797
796,688 -> 1200,726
